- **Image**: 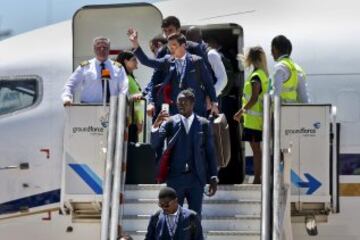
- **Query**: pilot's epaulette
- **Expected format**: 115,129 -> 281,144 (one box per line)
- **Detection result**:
112,60 -> 122,68
79,60 -> 90,67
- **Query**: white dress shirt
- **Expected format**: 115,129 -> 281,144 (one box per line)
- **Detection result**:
165,206 -> 180,237
271,55 -> 310,103
180,113 -> 194,134
152,113 -> 219,182
174,54 -> 186,77
207,48 -> 228,96
62,58 -> 128,104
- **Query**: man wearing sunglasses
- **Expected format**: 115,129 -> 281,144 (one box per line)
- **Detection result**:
145,187 -> 203,240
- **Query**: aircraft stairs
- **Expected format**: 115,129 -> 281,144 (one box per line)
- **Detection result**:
122,184 -> 261,240
61,96 -> 339,239
63,184 -> 261,239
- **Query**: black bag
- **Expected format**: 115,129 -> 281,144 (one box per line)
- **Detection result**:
126,98 -> 156,184
126,142 -> 156,184
128,99 -> 140,143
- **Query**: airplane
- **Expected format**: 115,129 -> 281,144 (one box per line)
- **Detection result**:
0,0 -> 360,239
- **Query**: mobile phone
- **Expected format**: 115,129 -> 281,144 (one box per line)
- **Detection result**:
161,103 -> 169,114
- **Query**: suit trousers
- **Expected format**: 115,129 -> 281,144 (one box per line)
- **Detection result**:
167,173 -> 204,218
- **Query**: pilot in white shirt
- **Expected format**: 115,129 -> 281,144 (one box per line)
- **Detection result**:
62,36 -> 128,105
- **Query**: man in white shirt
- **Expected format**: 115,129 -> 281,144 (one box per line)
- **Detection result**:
271,35 -> 309,103
186,26 -> 228,97
62,36 -> 128,106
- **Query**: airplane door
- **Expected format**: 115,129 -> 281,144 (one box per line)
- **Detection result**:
73,3 -> 163,89
60,3 -> 162,204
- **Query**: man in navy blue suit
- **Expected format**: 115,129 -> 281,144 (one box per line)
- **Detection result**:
128,29 -> 219,117
151,89 -> 218,216
142,16 -> 211,119
145,187 -> 203,240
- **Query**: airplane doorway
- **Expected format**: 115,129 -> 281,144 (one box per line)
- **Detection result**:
183,24 -> 245,184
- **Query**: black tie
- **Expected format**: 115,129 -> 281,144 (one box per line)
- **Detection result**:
100,62 -> 110,103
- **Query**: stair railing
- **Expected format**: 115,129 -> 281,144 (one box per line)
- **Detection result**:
100,96 -> 118,240
261,94 -> 272,240
109,93 -> 128,240
261,95 -> 293,240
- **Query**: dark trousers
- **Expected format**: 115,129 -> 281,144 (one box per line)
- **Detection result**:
167,173 -> 204,218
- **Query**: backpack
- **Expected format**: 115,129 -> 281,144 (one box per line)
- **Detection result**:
219,54 -> 235,96
205,46 -> 235,96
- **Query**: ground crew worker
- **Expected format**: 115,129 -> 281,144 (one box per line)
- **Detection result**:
270,35 -> 309,103
233,46 -> 269,184
62,36 -> 128,106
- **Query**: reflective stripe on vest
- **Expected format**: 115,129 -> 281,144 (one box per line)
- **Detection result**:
246,109 -> 263,117
243,95 -> 264,117
279,57 -> 298,103
242,69 -> 269,131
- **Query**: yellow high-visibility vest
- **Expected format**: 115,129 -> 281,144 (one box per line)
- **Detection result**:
242,69 -> 269,131
279,57 -> 299,103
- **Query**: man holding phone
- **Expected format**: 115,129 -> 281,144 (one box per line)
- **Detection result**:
151,89 -> 218,217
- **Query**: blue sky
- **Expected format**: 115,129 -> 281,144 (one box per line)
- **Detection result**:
0,0 -> 157,40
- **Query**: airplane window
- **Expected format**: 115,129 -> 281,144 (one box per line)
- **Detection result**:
0,79 -> 39,115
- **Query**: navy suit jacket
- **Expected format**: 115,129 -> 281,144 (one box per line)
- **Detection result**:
151,114 -> 218,186
145,40 -> 211,109
134,47 -> 217,117
145,206 -> 204,240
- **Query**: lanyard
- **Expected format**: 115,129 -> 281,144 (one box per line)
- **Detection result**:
176,59 -> 187,89
165,210 -> 180,239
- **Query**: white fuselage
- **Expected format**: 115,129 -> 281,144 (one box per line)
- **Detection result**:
1,0 -> 360,239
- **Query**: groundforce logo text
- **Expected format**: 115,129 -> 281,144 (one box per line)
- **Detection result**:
72,126 -> 104,135
284,122 -> 321,137
284,127 -> 316,136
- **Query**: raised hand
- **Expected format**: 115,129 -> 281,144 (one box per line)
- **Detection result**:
127,28 -> 139,48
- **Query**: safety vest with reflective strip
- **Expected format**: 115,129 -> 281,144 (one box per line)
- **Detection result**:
242,69 -> 269,131
279,57 -> 299,103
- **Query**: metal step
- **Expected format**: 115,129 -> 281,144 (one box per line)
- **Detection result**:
122,215 -> 261,232
123,199 -> 261,216
69,202 -> 101,221
125,184 -> 261,201
125,230 -> 260,240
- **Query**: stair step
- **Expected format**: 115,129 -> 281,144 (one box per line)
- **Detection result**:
125,230 -> 260,240
122,215 -> 260,232
125,184 -> 261,201
123,199 -> 261,216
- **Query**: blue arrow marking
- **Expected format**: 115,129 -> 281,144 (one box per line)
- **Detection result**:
69,163 -> 103,194
291,170 -> 322,195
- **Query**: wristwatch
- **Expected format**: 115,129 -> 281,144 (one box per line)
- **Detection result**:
211,176 -> 219,184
